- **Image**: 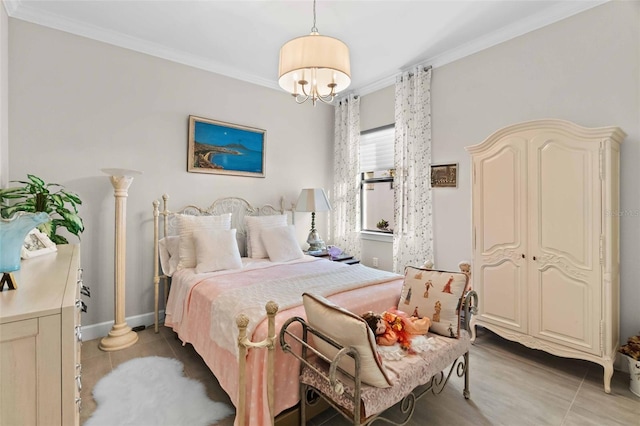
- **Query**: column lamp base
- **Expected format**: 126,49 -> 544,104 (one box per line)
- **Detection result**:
99,324 -> 138,351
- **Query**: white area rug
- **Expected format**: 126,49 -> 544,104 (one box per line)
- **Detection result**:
85,356 -> 233,426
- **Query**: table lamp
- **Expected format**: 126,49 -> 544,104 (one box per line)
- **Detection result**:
296,188 -> 331,252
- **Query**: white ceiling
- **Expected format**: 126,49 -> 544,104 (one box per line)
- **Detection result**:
5,0 -> 606,95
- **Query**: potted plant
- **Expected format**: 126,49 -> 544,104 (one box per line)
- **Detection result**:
376,219 -> 390,232
0,174 -> 84,244
619,333 -> 640,397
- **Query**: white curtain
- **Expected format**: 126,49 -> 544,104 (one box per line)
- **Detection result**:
393,67 -> 433,273
332,94 -> 361,258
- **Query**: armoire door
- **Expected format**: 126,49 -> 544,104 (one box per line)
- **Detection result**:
472,136 -> 528,333
527,133 -> 602,355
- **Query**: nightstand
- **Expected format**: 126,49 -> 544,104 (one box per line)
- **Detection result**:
306,250 -> 360,265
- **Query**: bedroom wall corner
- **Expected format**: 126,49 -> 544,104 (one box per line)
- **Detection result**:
0,4 -> 8,188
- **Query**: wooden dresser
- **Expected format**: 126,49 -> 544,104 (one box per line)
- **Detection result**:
0,244 -> 82,425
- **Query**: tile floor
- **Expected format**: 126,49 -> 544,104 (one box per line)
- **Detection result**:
80,326 -> 639,426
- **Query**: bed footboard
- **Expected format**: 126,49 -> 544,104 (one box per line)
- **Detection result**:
236,301 -> 279,426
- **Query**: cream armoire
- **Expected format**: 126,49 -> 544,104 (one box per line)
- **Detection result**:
466,119 -> 625,393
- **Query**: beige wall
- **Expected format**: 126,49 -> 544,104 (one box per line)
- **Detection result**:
0,5 -> 7,187
8,19 -> 334,331
360,1 -> 640,347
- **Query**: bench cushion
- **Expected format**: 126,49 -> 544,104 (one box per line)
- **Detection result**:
303,293 -> 393,388
301,330 -> 470,419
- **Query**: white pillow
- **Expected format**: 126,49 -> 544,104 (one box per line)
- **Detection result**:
302,293 -> 392,388
158,236 -> 180,277
193,229 -> 242,273
245,215 -> 288,259
261,225 -> 304,262
176,213 -> 232,269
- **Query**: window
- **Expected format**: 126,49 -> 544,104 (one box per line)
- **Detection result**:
360,125 -> 395,234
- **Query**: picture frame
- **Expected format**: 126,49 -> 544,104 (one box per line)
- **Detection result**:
188,115 -> 266,177
430,163 -> 458,188
21,228 -> 57,259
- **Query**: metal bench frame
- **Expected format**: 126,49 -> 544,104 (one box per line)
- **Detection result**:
280,290 -> 478,425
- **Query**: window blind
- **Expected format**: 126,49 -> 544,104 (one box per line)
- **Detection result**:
359,126 -> 394,173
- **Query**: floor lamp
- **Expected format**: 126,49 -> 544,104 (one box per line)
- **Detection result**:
99,168 -> 141,351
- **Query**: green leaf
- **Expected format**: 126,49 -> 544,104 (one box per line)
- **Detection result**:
0,192 -> 31,199
0,187 -> 28,195
38,221 -> 53,237
50,234 -> 69,245
51,194 -> 64,209
63,192 -> 82,205
27,174 -> 45,187
58,212 -> 84,235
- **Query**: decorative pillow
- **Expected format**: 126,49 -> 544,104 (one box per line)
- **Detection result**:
176,213 -> 232,269
302,293 -> 392,388
158,236 -> 180,277
398,266 -> 469,338
245,215 -> 288,259
261,225 -> 304,262
193,229 -> 242,273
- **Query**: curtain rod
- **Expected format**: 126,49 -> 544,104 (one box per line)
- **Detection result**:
338,64 -> 432,102
401,65 -> 432,80
337,94 -> 359,104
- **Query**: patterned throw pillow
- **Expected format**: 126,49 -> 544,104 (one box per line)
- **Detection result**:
398,266 -> 469,338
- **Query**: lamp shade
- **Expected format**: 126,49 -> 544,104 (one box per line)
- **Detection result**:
297,188 -> 331,212
278,32 -> 351,98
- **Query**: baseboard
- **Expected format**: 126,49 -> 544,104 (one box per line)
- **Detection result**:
81,311 -> 164,342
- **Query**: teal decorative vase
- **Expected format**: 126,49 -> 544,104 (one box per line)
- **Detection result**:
0,212 -> 51,273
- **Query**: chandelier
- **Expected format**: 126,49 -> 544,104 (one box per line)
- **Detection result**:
278,0 -> 351,106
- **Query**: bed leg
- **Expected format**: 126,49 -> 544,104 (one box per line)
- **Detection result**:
266,302 -> 278,426
300,384 -> 307,426
237,315 -> 249,426
236,301 -> 279,426
153,199 -> 160,333
463,351 -> 470,399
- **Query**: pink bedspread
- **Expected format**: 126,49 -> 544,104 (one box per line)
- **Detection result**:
165,257 -> 404,426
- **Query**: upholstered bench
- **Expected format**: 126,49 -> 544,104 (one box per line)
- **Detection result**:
280,268 -> 477,426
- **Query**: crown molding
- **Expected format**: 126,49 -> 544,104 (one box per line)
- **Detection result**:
356,0 -> 608,97
4,0 -> 282,91
6,0 -> 607,97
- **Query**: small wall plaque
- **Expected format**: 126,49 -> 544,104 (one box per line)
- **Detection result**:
431,163 -> 458,188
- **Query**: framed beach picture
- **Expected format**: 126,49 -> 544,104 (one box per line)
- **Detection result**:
188,115 -> 266,177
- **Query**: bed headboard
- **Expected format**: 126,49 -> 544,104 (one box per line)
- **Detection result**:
152,194 -> 287,258
151,194 -> 288,331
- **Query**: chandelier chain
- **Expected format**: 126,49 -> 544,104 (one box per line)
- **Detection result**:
311,0 -> 318,33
